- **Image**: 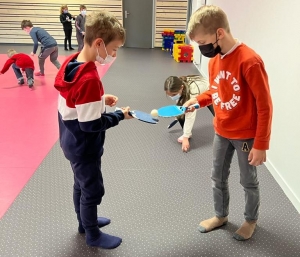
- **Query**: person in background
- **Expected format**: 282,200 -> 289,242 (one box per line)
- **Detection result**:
60,4 -> 75,51
75,4 -> 87,51
21,20 -> 61,76
0,49 -> 34,88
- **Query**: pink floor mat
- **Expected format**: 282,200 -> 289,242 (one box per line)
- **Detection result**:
0,54 -> 112,218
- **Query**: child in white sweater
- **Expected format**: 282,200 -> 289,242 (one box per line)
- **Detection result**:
164,75 -> 214,152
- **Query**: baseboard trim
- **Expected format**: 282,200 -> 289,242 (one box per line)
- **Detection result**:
265,159 -> 300,213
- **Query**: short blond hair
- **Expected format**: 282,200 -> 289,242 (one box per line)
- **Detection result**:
84,10 -> 126,46
7,49 -> 17,57
187,5 -> 230,40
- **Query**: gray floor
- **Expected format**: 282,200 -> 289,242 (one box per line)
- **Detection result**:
1,45 -> 300,257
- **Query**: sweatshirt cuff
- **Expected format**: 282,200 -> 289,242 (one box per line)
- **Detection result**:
253,140 -> 269,150
115,110 -> 125,120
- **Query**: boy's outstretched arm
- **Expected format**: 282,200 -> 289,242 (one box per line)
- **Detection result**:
183,89 -> 213,112
0,59 -> 14,74
183,97 -> 199,107
30,32 -> 39,55
71,80 -> 131,132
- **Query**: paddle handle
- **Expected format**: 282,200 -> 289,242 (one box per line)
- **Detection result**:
191,103 -> 200,109
185,103 -> 200,111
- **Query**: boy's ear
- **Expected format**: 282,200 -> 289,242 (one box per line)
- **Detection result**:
94,38 -> 104,47
217,28 -> 225,39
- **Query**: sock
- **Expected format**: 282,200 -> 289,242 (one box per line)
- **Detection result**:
78,217 -> 111,234
86,231 -> 122,249
233,220 -> 257,241
198,216 -> 228,233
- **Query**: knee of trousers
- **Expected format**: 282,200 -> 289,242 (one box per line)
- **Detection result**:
82,188 -> 105,206
240,179 -> 259,189
211,176 -> 229,188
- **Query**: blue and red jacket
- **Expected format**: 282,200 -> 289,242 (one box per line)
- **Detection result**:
54,53 -> 124,163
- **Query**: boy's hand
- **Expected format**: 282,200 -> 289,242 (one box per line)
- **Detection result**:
105,94 -> 118,107
82,31 -> 85,35
121,106 -> 133,120
183,97 -> 199,113
30,52 -> 34,56
248,148 -> 266,166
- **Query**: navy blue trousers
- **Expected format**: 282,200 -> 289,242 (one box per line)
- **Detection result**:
70,159 -> 105,234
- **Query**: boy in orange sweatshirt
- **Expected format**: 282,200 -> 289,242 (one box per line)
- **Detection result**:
184,5 -> 272,241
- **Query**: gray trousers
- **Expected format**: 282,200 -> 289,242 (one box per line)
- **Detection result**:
212,133 -> 260,221
38,46 -> 61,74
76,33 -> 84,52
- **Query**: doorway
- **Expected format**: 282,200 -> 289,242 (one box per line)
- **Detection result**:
122,0 -> 155,48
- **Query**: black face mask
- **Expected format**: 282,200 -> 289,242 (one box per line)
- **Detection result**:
198,33 -> 221,58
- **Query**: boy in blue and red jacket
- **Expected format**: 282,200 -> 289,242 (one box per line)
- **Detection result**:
0,49 -> 34,88
54,10 -> 132,249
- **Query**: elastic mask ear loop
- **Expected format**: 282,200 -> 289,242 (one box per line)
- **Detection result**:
213,32 -> 219,45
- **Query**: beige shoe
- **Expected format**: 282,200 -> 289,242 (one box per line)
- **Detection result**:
233,220 -> 257,241
198,216 -> 228,233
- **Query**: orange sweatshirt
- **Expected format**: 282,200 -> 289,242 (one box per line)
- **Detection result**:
197,43 -> 272,150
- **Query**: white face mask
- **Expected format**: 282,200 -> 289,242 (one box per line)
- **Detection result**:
170,93 -> 181,101
81,10 -> 86,15
95,43 -> 115,65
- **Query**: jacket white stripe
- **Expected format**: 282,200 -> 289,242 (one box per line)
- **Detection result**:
58,94 -> 106,122
58,94 -> 78,120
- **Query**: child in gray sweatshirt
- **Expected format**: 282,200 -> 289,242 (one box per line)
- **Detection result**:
75,5 -> 87,51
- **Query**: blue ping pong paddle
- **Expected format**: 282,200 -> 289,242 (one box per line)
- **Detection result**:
115,108 -> 158,124
157,103 -> 200,118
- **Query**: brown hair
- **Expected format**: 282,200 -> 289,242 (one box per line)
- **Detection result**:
21,20 -> 33,29
80,5 -> 86,10
7,49 -> 17,57
164,76 -> 190,106
84,10 -> 126,46
187,5 -> 230,40
60,5 -> 68,14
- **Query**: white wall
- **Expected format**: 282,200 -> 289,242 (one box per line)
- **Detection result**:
191,0 -> 206,67
194,0 -> 300,212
